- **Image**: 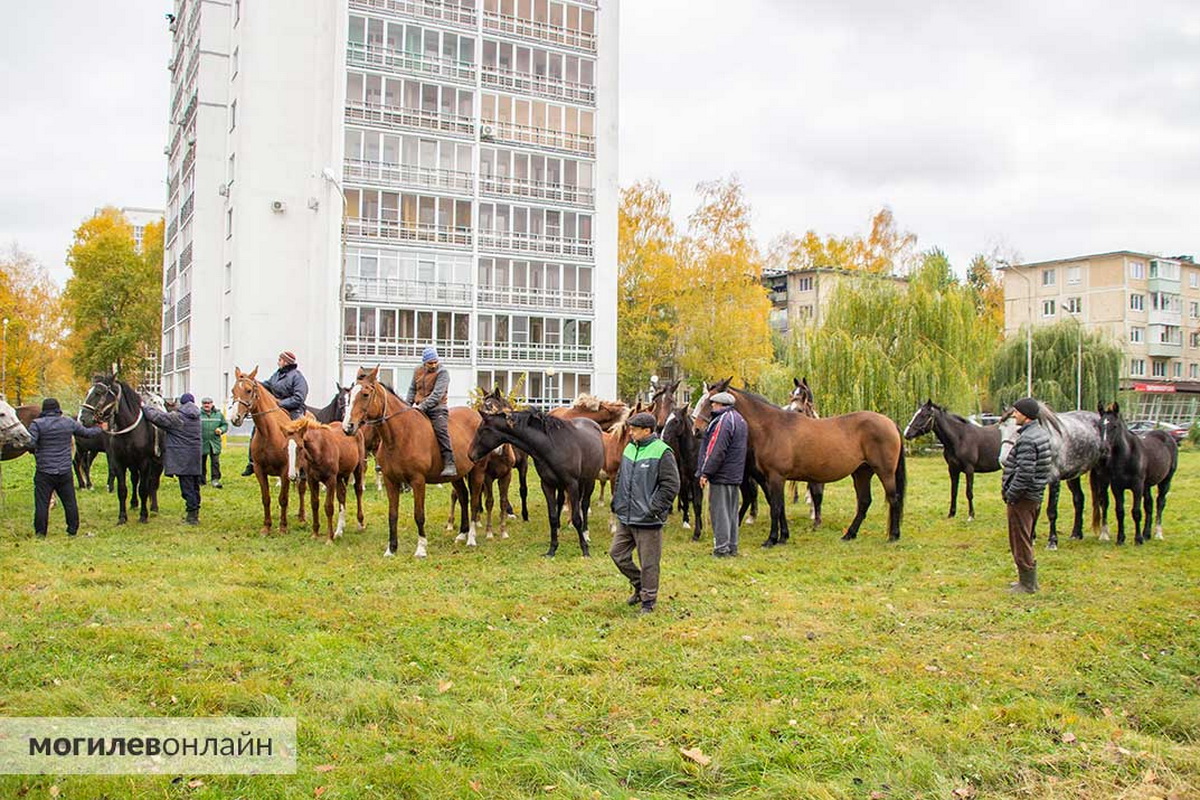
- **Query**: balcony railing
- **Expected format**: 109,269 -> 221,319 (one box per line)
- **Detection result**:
180,243 -> 193,270
162,351 -> 174,373
476,341 -> 592,364
1147,341 -> 1183,358
483,119 -> 594,156
480,173 -> 594,207
483,9 -> 596,53
343,336 -> 471,361
180,92 -> 198,130
481,64 -> 595,105
346,100 -> 474,137
477,284 -> 593,312
175,345 -> 190,370
344,158 -> 473,194
163,305 -> 175,331
478,229 -> 593,259
166,261 -> 177,285
166,218 -> 179,245
175,293 -> 192,322
180,193 -> 195,224
345,216 -> 472,247
347,41 -> 475,84
345,276 -> 472,305
182,143 -> 196,176
1148,308 -> 1182,327
348,0 -> 476,29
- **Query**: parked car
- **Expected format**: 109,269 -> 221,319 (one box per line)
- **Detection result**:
969,413 -> 1003,427
1127,420 -> 1188,442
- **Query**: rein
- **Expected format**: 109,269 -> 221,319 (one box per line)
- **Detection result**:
357,383 -> 405,427
85,381 -> 145,437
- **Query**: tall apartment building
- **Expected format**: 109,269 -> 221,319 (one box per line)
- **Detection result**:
98,206 -> 164,253
763,267 -> 908,337
1002,251 -> 1200,386
161,0 -> 618,406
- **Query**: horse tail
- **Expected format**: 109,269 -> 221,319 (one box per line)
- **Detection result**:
1089,471 -> 1102,535
893,429 -> 907,523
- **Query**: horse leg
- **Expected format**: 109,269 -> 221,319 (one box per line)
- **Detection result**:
964,469 -> 977,522
1140,486 -> 1153,545
571,482 -> 591,557
278,471 -> 291,533
295,476 -> 305,524
517,457 -> 529,521
1112,486 -> 1127,545
1154,476 -> 1171,540
354,464 -> 366,530
334,477 -> 349,540
738,480 -> 755,525
445,485 -> 458,532
496,470 -> 510,538
790,480 -> 799,504
947,467 -> 960,519
1068,477 -> 1085,540
457,476 -> 478,547
1131,480 -> 1145,545
484,479 -> 496,539
115,465 -> 128,525
692,481 -> 704,542
841,465 -> 874,541
137,465 -> 151,523
762,474 -> 786,547
542,480 -> 561,558
809,482 -> 824,529
256,469 -> 273,533
383,477 -> 400,556
1045,481 -> 1061,549
310,477 -> 322,537
412,480 -> 429,558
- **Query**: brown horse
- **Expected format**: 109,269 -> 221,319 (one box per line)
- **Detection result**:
649,380 -> 680,430
284,417 -> 366,542
786,377 -> 823,521
694,378 -> 906,544
342,366 -> 484,557
447,442 -> 517,540
596,400 -> 646,503
230,367 -> 307,533
549,394 -> 629,432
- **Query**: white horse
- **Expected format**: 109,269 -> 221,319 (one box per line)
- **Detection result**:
0,398 -> 32,449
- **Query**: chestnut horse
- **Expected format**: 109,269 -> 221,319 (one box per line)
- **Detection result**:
342,366 -> 484,557
284,417 -> 366,541
649,381 -> 680,431
549,394 -> 628,432
230,366 -> 307,533
694,379 -> 906,545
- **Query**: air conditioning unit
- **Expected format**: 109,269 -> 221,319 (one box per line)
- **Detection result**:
480,124 -> 495,141
186,134 -> 196,147
168,22 -> 178,32
343,283 -> 358,300
271,200 -> 287,213
217,184 -> 229,197
163,145 -> 172,156
168,59 -> 177,71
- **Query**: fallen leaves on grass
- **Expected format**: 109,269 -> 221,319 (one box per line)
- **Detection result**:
679,746 -> 711,766
1061,731 -> 1077,744
438,680 -> 454,693
315,764 -> 335,773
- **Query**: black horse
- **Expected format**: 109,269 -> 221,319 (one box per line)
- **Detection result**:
1094,403 -> 1178,546
903,399 -> 1002,520
307,384 -> 350,424
478,388 -> 533,521
661,404 -> 703,538
73,415 -> 113,491
468,409 -> 602,557
79,376 -> 163,524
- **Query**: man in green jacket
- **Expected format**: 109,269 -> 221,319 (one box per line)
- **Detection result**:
199,396 -> 228,489
609,412 -> 680,614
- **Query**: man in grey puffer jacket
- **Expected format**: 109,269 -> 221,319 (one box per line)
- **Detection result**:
144,393 -> 204,525
1001,397 -> 1053,594
27,398 -> 105,537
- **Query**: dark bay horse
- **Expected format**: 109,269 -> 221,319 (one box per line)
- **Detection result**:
469,409 -> 603,557
695,379 -> 906,544
307,384 -> 350,424
662,403 -> 703,537
79,376 -> 163,524
1094,403 -> 1177,545
649,380 -> 680,431
343,366 -> 484,557
903,399 -> 1002,521
230,366 -> 308,533
1000,404 -> 1105,550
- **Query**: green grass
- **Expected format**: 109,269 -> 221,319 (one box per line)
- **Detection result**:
1,444 -> 1198,799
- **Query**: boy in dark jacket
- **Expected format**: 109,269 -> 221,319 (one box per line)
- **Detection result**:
697,391 -> 749,557
144,393 -> 204,525
1001,397 -> 1053,593
27,398 -> 104,537
609,412 -> 680,613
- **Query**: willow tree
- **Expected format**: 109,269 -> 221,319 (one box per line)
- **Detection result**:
990,319 -> 1122,411
781,252 -> 1001,421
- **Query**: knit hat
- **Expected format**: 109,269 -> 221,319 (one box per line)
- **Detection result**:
422,346 -> 440,363
41,398 -> 61,414
628,412 -> 657,429
710,391 -> 736,406
279,351 -> 297,366
180,393 -> 195,405
1013,397 -> 1040,419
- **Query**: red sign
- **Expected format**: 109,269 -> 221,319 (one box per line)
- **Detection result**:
1132,383 -> 1176,393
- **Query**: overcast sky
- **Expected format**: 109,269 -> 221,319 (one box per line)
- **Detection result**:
3,1 -> 1198,283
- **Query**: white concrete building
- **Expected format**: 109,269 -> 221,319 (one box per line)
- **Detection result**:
161,0 -> 618,408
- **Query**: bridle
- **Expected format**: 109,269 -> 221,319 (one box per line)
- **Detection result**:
351,379 -> 402,427
81,380 -> 144,436
0,414 -> 24,436
231,378 -> 285,420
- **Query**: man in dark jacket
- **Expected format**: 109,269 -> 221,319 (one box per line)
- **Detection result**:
1001,397 -> 1053,593
27,398 -> 104,537
406,346 -> 456,477
144,393 -> 204,525
243,351 -> 309,475
697,391 -> 749,557
609,412 -> 680,614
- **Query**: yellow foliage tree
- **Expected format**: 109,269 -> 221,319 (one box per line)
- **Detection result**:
0,246 -> 70,404
967,253 -> 1005,336
769,207 -> 918,275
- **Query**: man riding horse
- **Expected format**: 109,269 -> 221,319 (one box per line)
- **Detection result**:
407,346 -> 456,477
242,351 -> 309,476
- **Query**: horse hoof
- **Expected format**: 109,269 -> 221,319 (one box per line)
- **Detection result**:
966,516 -> 974,522
543,551 -> 556,558
501,532 -> 509,539
506,513 -> 516,520
761,539 -> 777,548
691,534 -> 701,542
682,521 -> 691,530
384,548 -> 395,557
745,516 -> 756,525
1047,542 -> 1057,551
454,533 -> 467,543
887,535 -> 900,543
486,532 -> 494,540
840,533 -> 856,541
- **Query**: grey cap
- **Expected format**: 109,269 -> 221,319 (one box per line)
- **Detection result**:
710,391 -> 735,406
627,412 -> 657,429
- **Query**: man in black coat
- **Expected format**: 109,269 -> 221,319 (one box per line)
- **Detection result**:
243,351 -> 309,476
27,398 -> 105,537
144,392 -> 204,525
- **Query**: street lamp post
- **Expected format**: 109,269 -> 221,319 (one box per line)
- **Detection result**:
2,317 -> 9,399
322,168 -> 349,384
1003,265 -> 1034,397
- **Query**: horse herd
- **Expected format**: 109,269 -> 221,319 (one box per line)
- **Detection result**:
0,372 -> 1182,558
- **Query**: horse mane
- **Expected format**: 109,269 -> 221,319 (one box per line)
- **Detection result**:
284,417 -> 329,435
516,409 -> 573,435
112,377 -> 142,421
943,409 -> 972,426
1038,402 -> 1065,438
571,394 -> 626,415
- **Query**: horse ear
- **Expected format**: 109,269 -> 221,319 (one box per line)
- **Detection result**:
368,364 -> 380,381
723,376 -> 733,389
1112,401 -> 1120,415
248,366 -> 259,380
793,377 -> 801,388
235,367 -> 243,379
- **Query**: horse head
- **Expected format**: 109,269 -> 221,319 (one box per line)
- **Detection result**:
997,407 -> 1021,464
692,377 -> 733,434
786,377 -> 818,418
80,374 -> 121,427
229,366 -> 260,426
480,386 -> 512,416
1097,402 -> 1126,453
0,398 -> 32,449
343,365 -> 388,435
469,408 -> 517,462
903,399 -> 938,440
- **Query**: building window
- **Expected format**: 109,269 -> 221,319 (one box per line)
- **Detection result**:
224,262 -> 232,292
228,153 -> 235,185
234,0 -> 240,24
1191,332 -> 1200,349
1152,361 -> 1167,378
1065,297 -> 1082,314
1130,327 -> 1143,344
223,317 -> 231,347
231,47 -> 239,79
226,208 -> 233,238
1129,261 -> 1145,280
1041,299 -> 1056,317
1130,358 -> 1145,376
229,100 -> 237,131
1173,362 -> 1182,378
1191,364 -> 1199,379
1190,269 -> 1199,289
797,276 -> 813,292
1190,301 -> 1198,319
1130,293 -> 1144,312
1041,268 -> 1056,287
1067,266 -> 1081,285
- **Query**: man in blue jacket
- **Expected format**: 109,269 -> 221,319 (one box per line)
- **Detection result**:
242,351 -> 309,476
27,398 -> 104,537
609,412 -> 680,613
697,391 -> 748,557
144,393 -> 204,525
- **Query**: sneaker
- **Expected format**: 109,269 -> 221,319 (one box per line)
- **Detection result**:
626,587 -> 642,606
241,464 -> 254,477
712,551 -> 732,558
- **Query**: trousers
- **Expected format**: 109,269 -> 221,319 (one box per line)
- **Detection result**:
34,471 -> 79,536
609,523 -> 664,605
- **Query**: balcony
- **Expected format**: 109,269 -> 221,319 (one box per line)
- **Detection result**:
480,173 -> 594,207
477,284 -> 593,312
1147,341 -> 1183,358
180,92 -> 198,130
344,216 -> 472,248
166,260 -> 177,285
166,218 -> 178,245
1148,307 -> 1181,327
343,335 -> 470,361
182,143 -> 196,176
175,345 -> 190,370
345,275 -> 471,305
348,0 -> 476,29
347,41 -> 475,84
163,305 -> 174,331
346,100 -> 473,138
162,351 -> 174,373
476,340 -> 592,365
481,64 -> 595,105
180,243 -> 194,270
483,9 -> 596,53
483,119 -> 594,156
478,229 -> 593,259
175,293 -> 192,323
344,158 -> 473,195
180,193 -> 195,224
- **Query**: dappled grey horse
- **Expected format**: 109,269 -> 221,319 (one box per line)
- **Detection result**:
1000,403 -> 1105,550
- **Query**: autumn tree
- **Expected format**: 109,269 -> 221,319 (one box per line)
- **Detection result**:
0,246 -> 71,403
966,252 -> 1005,333
674,176 -> 773,387
769,207 -> 918,275
63,208 -> 163,381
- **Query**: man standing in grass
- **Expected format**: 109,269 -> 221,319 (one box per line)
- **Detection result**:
144,393 -> 204,525
698,391 -> 748,557
27,398 -> 105,538
199,397 -> 228,488
609,412 -> 680,614
1001,397 -> 1052,594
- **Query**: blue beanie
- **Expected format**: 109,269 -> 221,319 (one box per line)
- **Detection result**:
422,346 -> 440,363
180,393 -> 195,405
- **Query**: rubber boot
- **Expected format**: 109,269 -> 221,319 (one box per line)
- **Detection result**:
439,452 -> 457,478
627,584 -> 642,606
186,509 -> 200,526
1009,566 -> 1037,594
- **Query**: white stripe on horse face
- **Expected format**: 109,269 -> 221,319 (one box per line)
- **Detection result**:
344,384 -> 363,428
903,408 -> 922,438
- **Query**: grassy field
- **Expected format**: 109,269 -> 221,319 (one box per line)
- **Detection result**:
1,443 -> 1197,799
